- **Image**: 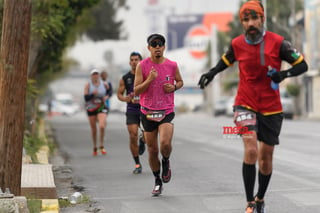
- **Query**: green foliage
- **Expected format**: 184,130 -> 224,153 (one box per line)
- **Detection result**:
23,133 -> 45,163
286,83 -> 300,96
27,78 -> 39,98
30,0 -> 100,78
84,0 -> 127,41
27,199 -> 42,213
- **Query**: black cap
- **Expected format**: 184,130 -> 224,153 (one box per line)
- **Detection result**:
147,33 -> 165,45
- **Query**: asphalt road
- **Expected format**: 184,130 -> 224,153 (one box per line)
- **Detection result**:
49,111 -> 320,213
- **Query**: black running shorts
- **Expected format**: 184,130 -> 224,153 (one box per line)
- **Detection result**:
234,106 -> 283,145
126,112 -> 141,125
140,112 -> 175,132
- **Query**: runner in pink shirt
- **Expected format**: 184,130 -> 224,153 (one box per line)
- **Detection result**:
134,33 -> 184,196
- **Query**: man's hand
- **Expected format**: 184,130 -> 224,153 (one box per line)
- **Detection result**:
198,68 -> 216,89
163,83 -> 175,93
267,68 -> 288,83
147,67 -> 158,81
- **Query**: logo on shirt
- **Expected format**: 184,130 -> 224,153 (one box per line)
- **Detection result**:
291,50 -> 300,59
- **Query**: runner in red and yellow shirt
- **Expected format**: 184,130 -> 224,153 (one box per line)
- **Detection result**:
198,1 -> 308,212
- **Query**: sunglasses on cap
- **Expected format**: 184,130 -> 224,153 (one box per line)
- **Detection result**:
150,40 -> 164,48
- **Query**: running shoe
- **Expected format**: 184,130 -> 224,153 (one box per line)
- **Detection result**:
133,164 -> 142,174
245,203 -> 257,213
138,134 -> 145,155
92,147 -> 98,156
99,146 -> 107,155
255,200 -> 265,213
161,160 -> 171,183
152,181 -> 163,196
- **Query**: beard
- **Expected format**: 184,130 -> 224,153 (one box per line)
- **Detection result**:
245,26 -> 264,44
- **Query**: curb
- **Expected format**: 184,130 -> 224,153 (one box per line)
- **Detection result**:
39,119 -> 60,213
41,199 -> 59,212
22,118 -> 60,213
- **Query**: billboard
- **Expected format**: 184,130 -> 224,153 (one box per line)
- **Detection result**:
167,13 -> 233,60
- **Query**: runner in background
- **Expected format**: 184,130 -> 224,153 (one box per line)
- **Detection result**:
84,68 -> 112,156
117,52 -> 146,174
100,70 -> 113,109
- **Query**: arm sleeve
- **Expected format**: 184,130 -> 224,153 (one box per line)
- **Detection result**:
84,94 -> 94,102
221,45 -> 236,66
210,59 -> 228,76
280,40 -> 304,65
106,82 -> 113,97
280,40 -> 308,77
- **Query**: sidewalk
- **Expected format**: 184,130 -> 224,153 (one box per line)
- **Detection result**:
21,119 -> 59,213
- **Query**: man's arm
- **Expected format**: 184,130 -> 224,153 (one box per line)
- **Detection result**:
117,78 -> 131,103
134,63 -> 157,95
163,66 -> 184,93
107,82 -> 113,97
84,82 -> 94,101
269,40 -> 308,83
198,44 -> 235,89
174,67 -> 183,91
198,59 -> 228,89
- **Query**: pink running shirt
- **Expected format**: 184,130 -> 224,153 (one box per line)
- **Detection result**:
139,58 -> 177,115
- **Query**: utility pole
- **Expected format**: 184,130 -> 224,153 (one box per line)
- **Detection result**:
262,0 -> 267,29
0,0 -> 32,195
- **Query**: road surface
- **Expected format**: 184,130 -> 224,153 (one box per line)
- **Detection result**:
49,111 -> 320,213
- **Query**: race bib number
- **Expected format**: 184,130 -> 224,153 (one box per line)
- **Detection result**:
146,110 -> 165,122
131,95 -> 140,104
234,110 -> 256,127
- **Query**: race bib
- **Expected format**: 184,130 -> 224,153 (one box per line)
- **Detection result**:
146,110 -> 165,122
234,110 -> 256,127
86,98 -> 103,112
131,95 -> 140,104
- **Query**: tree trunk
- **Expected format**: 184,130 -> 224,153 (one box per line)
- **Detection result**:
0,0 -> 32,195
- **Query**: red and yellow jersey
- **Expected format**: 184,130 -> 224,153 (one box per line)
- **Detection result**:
222,31 -> 304,115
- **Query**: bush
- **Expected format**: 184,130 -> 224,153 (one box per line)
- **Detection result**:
286,84 -> 300,97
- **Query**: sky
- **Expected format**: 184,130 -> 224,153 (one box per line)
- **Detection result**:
67,0 -> 241,71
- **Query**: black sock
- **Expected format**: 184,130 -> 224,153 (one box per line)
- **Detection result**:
256,171 -> 272,200
153,170 -> 160,178
133,156 -> 140,165
242,162 -> 256,202
153,170 -> 162,185
162,157 -> 169,162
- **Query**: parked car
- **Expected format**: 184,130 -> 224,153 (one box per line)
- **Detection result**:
225,96 -> 235,116
213,97 -> 228,116
52,93 -> 80,116
280,89 -> 294,119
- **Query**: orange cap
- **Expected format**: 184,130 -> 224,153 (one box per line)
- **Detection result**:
239,0 -> 264,20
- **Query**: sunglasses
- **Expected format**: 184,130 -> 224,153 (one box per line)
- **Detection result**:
150,40 -> 164,48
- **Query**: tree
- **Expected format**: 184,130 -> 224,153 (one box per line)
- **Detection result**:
0,0 -> 32,195
83,0 -> 128,41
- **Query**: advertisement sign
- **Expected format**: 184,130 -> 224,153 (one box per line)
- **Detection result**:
167,13 -> 233,60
